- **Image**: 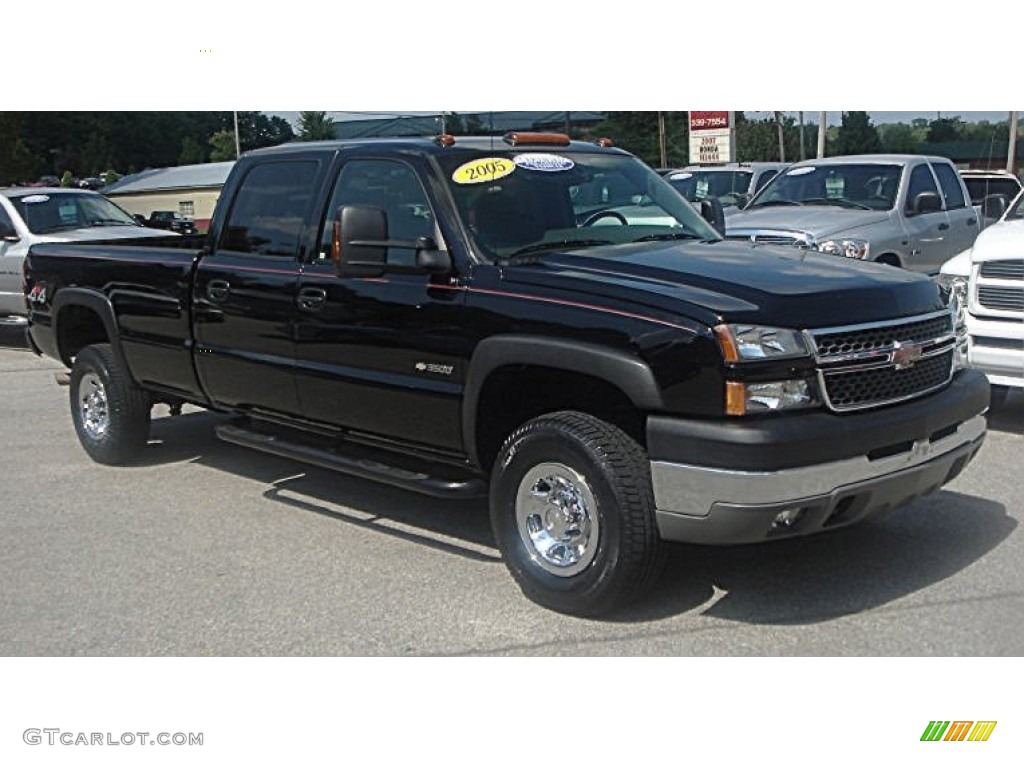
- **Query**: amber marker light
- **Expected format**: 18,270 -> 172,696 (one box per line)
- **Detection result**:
434,134 -> 456,147
594,137 -> 614,147
713,324 -> 740,363
502,132 -> 571,146
331,220 -> 341,267
725,382 -> 747,416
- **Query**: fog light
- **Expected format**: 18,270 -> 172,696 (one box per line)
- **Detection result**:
771,508 -> 804,529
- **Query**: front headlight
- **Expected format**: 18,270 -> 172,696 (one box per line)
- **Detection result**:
816,238 -> 870,260
936,273 -> 968,313
715,324 -> 809,361
725,379 -> 819,415
937,274 -> 969,371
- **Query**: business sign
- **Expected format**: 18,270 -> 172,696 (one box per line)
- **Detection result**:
688,111 -> 735,165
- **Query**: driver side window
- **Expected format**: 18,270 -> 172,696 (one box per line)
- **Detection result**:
317,159 -> 436,267
905,165 -> 940,214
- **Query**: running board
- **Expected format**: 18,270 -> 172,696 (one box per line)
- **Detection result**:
215,423 -> 487,499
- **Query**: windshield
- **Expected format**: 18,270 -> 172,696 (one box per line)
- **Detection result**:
436,149 -> 719,260
1006,191 -> 1024,219
748,163 -> 902,211
10,192 -> 139,234
665,170 -> 753,206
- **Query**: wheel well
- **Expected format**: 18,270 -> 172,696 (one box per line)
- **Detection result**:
474,365 -> 644,473
876,253 -> 901,267
57,304 -> 109,366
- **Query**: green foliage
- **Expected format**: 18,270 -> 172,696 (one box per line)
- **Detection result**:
878,123 -> 921,154
927,116 -> 965,143
593,112 -> 689,167
835,111 -> 881,155
297,111 -> 336,142
102,169 -> 121,185
60,170 -> 74,187
179,136 -> 206,165
209,130 -> 238,162
736,114 -> 804,162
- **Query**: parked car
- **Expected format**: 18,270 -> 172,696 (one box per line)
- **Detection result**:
77,177 -> 104,191
958,168 -> 1022,227
938,189 -> 1024,407
726,154 -> 981,274
145,210 -> 198,235
664,162 -> 787,210
24,135 -> 987,616
0,188 -> 176,324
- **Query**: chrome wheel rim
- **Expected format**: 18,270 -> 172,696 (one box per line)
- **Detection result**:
79,373 -> 109,439
515,462 -> 599,577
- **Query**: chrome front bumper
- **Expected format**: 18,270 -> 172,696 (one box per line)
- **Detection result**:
652,414 -> 986,545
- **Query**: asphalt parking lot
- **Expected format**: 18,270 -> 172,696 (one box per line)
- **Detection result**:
1,326 -> 1021,656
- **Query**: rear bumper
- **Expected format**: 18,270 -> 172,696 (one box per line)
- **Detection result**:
648,369 -> 989,545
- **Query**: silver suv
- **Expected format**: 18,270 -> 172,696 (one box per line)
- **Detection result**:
726,154 -> 981,274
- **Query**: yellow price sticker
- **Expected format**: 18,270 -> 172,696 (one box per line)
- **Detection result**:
451,157 -> 515,185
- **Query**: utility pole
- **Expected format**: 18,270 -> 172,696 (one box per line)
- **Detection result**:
773,111 -> 785,163
658,112 -> 667,168
799,111 -> 805,160
817,111 -> 826,158
233,111 -> 241,159
1008,111 -> 1018,174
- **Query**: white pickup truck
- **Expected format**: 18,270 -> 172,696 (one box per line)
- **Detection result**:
939,190 -> 1024,407
0,188 -> 171,324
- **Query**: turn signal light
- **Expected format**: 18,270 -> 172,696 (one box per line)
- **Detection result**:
435,134 -> 456,147
725,382 -> 746,416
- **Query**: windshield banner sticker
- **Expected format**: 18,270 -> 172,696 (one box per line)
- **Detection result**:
513,153 -> 575,173
452,157 -> 515,185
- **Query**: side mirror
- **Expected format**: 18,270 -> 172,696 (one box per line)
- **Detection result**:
912,191 -> 942,215
331,206 -> 451,277
133,214 -> 148,226
699,197 -> 726,237
981,194 -> 1008,220
732,193 -> 750,209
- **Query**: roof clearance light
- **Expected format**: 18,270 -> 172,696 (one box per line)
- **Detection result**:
594,137 -> 614,147
435,134 -> 456,147
502,132 -> 571,147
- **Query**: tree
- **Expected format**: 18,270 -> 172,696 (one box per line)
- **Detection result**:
179,136 -> 206,165
60,170 -> 74,187
297,111 -> 336,142
835,111 -> 881,155
927,116 -> 965,143
235,112 -> 294,150
736,114 -> 801,162
593,112 -> 688,167
878,123 -> 919,154
209,130 -> 238,162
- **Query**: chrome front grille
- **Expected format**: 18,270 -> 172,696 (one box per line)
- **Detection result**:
979,259 -> 1024,280
807,311 -> 956,412
726,230 -> 811,248
977,285 -> 1024,312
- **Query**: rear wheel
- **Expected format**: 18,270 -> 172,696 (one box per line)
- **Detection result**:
489,411 -> 664,617
69,343 -> 151,465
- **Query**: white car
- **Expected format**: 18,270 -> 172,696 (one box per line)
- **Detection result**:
939,190 -> 1024,407
0,188 -> 174,323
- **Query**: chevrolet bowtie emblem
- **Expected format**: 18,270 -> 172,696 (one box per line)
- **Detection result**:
892,340 -> 924,370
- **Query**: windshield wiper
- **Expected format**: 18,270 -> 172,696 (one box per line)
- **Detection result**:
802,197 -> 872,211
507,239 -> 613,258
749,199 -> 803,208
631,232 -> 714,244
88,219 -> 134,226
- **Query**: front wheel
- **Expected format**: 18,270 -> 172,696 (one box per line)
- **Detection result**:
489,411 -> 664,616
69,343 -> 151,465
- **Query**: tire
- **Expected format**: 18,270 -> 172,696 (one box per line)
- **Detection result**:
489,411 -> 665,617
989,384 -> 1010,410
69,343 -> 151,465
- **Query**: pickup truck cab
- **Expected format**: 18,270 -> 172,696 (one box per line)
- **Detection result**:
939,189 -> 1024,408
24,135 -> 989,616
664,162 -> 787,210
0,188 -> 171,324
726,154 -> 981,274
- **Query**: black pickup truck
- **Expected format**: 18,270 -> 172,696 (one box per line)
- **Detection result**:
24,134 -> 989,616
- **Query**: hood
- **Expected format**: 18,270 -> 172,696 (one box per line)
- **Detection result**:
968,217 -> 1024,262
726,206 -> 890,239
501,240 -> 944,330
34,226 -> 174,242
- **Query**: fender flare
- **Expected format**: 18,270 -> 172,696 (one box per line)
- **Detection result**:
461,335 -> 664,465
51,287 -> 130,372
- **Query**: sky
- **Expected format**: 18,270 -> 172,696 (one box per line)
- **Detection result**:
273,111 -> 1015,130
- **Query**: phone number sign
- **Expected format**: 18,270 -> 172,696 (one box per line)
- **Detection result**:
688,111 -> 735,164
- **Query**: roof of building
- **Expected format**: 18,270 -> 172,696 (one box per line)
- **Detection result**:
103,162 -> 235,195
332,111 -> 606,139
